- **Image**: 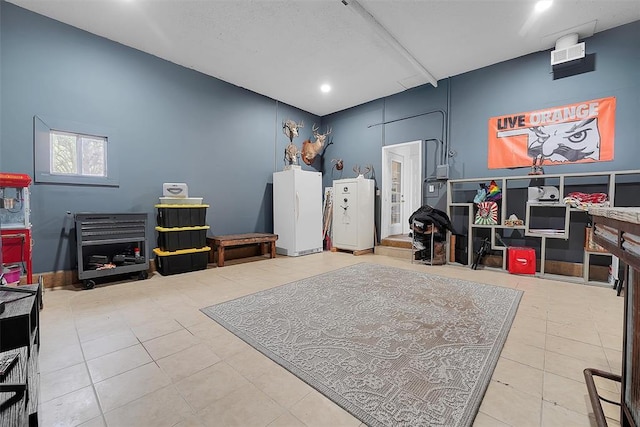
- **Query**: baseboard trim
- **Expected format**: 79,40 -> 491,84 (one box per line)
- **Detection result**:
36,259 -> 157,289
37,246 -> 258,289
30,254 -> 609,288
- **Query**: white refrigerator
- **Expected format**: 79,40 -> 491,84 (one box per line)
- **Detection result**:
273,168 -> 323,256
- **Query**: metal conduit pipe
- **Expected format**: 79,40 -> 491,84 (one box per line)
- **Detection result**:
368,109 -> 448,164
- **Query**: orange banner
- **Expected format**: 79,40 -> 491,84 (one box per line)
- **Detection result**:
487,97 -> 616,169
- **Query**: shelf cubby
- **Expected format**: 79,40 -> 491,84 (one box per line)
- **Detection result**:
447,169 -> 640,285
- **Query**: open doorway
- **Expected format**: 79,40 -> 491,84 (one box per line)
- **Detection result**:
381,140 -> 422,240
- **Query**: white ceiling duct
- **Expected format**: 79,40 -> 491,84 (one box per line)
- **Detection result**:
551,33 -> 585,65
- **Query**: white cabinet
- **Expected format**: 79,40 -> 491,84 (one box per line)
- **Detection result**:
447,169 -> 640,285
332,178 -> 375,251
273,168 -> 323,256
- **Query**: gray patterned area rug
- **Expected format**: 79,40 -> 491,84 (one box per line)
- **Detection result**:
201,263 -> 522,427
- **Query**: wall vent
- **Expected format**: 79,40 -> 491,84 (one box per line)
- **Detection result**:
551,42 -> 585,65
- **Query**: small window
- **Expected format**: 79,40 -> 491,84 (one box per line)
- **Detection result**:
34,116 -> 118,186
50,131 -> 107,177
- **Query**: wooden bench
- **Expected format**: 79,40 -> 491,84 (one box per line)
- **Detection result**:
208,233 -> 278,267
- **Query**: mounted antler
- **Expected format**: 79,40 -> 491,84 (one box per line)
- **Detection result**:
314,125 -> 331,138
353,164 -> 372,178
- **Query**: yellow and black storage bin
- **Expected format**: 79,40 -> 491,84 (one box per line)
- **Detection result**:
154,247 -> 210,276
155,203 -> 210,275
156,204 -> 208,228
156,225 -> 209,252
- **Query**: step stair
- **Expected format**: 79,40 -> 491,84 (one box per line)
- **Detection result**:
375,234 -> 412,259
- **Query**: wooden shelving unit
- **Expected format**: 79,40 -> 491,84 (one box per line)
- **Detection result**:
588,208 -> 640,426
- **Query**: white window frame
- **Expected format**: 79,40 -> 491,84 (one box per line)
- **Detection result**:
34,115 -> 119,186
49,130 -> 108,177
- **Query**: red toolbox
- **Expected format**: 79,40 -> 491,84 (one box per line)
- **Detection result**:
508,247 -> 536,275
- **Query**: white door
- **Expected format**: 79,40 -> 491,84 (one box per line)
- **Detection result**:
388,152 -> 404,236
381,140 -> 422,240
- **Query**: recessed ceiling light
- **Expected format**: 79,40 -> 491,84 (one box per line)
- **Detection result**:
535,0 -> 552,13
320,84 -> 331,93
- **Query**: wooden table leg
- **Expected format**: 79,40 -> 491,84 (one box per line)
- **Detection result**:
270,241 -> 276,259
218,246 -> 225,267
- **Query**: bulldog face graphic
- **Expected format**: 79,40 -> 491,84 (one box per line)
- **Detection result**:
527,118 -> 601,163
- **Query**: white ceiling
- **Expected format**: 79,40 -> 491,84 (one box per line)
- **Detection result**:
7,0 -> 640,116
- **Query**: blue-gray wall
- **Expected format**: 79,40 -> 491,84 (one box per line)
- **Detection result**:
0,2 -> 2,172
321,20 -> 640,202
320,20 -> 639,264
1,0 -> 639,275
0,2 -> 320,273
448,21 -> 640,179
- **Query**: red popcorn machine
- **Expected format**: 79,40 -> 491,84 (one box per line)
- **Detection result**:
0,173 -> 33,285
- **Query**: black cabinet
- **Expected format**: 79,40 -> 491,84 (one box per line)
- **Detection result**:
0,281 -> 40,426
75,213 -> 150,289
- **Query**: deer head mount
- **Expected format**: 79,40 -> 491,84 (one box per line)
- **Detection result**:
301,124 -> 332,165
284,143 -> 300,165
282,119 -> 304,143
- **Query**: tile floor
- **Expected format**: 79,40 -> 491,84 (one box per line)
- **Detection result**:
37,252 -> 625,426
